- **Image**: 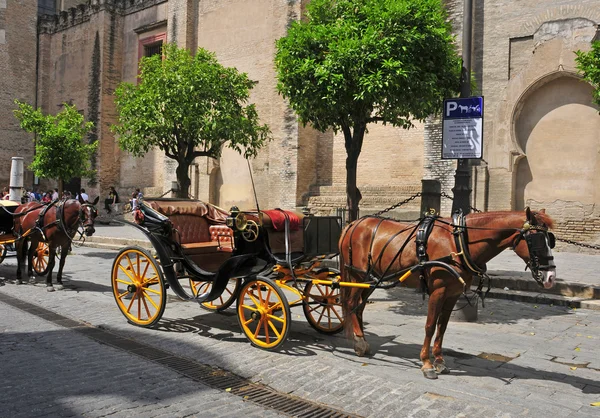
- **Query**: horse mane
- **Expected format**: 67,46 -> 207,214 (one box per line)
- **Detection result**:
466,209 -> 554,229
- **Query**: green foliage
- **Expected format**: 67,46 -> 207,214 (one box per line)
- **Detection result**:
112,43 -> 271,165
575,42 -> 600,107
275,0 -> 461,132
275,0 -> 461,220
13,101 -> 97,182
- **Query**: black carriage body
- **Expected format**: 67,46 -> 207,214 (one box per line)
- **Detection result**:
125,200 -> 342,304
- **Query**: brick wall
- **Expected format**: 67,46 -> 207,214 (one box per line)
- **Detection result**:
0,0 -> 37,189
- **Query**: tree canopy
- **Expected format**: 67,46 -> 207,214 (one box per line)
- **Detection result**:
275,0 -> 461,220
575,41 -> 600,107
13,100 -> 97,192
113,44 -> 271,198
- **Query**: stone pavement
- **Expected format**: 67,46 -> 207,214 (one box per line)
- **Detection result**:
83,223 -> 600,309
0,247 -> 599,417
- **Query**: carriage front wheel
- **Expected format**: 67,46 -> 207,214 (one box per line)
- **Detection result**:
302,268 -> 344,334
190,278 -> 241,312
111,246 -> 166,328
0,244 -> 6,264
236,276 -> 291,350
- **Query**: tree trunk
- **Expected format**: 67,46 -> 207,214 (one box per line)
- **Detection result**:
58,179 -> 64,197
346,152 -> 360,222
175,161 -> 191,199
343,123 -> 366,223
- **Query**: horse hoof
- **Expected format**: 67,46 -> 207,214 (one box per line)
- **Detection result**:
28,277 -> 36,284
46,286 -> 55,292
55,284 -> 64,291
422,367 -> 438,379
353,335 -> 371,357
14,279 -> 24,285
434,360 -> 450,375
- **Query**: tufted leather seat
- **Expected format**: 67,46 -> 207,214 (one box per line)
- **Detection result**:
146,199 -> 232,271
209,225 -> 234,252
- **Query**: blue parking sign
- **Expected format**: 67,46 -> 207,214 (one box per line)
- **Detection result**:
442,97 -> 484,159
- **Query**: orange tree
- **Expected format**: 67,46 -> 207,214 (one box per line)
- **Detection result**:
13,101 -> 97,194
275,0 -> 460,221
113,44 -> 271,198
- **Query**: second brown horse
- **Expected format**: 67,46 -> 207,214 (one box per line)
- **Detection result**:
14,196 -> 98,291
339,208 -> 556,379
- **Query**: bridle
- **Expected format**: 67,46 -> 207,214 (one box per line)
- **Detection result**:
512,221 -> 556,286
78,203 -> 98,235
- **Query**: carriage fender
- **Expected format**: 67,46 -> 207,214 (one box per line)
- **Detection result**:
194,254 -> 267,305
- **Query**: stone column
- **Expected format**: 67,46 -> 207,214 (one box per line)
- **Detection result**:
9,157 -> 24,202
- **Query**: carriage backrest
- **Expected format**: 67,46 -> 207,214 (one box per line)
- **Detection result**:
146,199 -> 229,244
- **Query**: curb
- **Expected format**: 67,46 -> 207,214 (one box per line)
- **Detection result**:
471,286 -> 600,311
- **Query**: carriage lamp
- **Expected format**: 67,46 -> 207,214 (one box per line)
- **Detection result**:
227,206 -> 240,228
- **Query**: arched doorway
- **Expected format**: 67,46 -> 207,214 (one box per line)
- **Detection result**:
513,74 -> 600,209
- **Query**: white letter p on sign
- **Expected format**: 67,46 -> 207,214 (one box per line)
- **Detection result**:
446,101 -> 457,117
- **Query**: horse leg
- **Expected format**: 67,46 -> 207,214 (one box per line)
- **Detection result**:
353,288 -> 372,356
342,282 -> 370,357
432,295 -> 460,375
54,243 -> 69,290
45,245 -> 58,292
27,238 -> 37,283
421,287 -> 446,379
15,239 -> 26,284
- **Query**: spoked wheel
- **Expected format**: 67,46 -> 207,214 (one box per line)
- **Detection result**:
111,246 -> 166,328
190,278 -> 241,312
237,276 -> 291,350
32,242 -> 50,276
302,269 -> 344,334
0,244 -> 6,264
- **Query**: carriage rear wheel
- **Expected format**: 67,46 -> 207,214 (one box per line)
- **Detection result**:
237,276 -> 291,350
32,242 -> 50,276
0,244 -> 6,264
189,278 -> 241,312
302,269 -> 344,334
111,246 -> 166,328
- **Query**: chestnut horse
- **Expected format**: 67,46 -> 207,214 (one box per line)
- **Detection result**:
14,196 -> 99,291
339,208 -> 556,379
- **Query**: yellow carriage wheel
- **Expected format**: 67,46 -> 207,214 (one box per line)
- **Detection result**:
302,269 -> 345,334
189,278 -> 241,312
0,244 -> 6,264
111,246 -> 166,328
237,277 -> 291,350
32,242 -> 50,276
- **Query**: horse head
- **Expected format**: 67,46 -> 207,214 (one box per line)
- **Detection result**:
78,195 -> 99,236
512,207 -> 556,289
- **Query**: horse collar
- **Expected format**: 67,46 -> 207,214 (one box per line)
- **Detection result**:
452,211 -> 487,275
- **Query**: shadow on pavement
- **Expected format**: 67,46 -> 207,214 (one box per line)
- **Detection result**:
384,287 -> 574,323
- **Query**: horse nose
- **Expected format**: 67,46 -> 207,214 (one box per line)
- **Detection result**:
543,269 -> 556,289
86,226 -> 96,236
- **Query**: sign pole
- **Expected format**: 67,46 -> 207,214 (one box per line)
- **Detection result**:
452,0 -> 474,215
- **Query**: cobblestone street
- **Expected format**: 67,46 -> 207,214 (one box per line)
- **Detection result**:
1,247 -> 599,417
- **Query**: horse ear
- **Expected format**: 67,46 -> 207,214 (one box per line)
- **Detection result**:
78,194 -> 84,204
525,207 -> 532,221
92,196 -> 99,205
539,208 -> 546,214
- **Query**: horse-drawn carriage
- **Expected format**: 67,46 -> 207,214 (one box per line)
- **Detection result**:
111,199 -> 349,349
111,196 -> 558,379
0,200 -> 53,276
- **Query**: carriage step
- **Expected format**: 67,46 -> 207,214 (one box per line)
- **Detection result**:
471,285 -> 600,311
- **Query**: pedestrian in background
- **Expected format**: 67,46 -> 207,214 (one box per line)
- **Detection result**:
104,186 -> 119,214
